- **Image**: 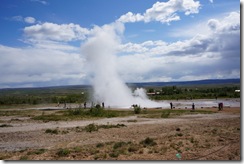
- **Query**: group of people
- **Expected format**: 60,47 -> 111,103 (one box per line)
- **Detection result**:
83,101 -> 105,109
170,102 -> 223,111
170,102 -> 195,110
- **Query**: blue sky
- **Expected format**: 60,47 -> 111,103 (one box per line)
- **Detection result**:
0,0 -> 241,88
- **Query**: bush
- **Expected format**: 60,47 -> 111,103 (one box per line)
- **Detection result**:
84,123 -> 98,132
133,105 -> 141,114
45,129 -> 59,134
140,137 -> 157,147
56,148 -> 70,157
113,142 -> 126,149
109,152 -> 119,158
89,105 -> 104,117
96,143 -> 104,148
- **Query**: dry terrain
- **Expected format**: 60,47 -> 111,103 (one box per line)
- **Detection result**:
0,104 -> 241,161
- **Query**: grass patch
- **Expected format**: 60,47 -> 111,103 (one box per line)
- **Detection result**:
32,108 -> 133,122
56,148 -> 70,157
33,114 -> 66,122
32,108 -> 216,122
161,111 -> 171,118
27,149 -> 46,155
19,155 -> 28,160
68,105 -> 119,118
0,110 -> 37,117
140,109 -> 216,119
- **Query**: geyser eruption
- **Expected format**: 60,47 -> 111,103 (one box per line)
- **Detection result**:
82,23 -> 166,108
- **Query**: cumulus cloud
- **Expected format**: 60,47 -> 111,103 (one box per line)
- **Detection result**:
117,12 -> 240,82
24,17 -> 36,24
117,0 -> 201,24
0,44 -> 86,88
0,21 -> 91,88
24,22 -> 90,42
0,9 -> 239,88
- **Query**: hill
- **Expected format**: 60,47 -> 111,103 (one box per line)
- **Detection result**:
127,78 -> 240,88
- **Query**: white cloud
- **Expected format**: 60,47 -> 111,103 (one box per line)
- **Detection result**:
117,12 -> 144,23
116,12 -> 240,82
0,10 -> 240,88
10,16 -> 36,24
11,16 -> 23,22
117,0 -> 201,24
24,17 -> 36,24
0,44 -> 87,88
24,22 -> 90,42
23,39 -> 80,51
30,0 -> 48,5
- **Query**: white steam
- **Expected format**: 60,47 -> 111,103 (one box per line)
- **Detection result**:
81,22 -> 167,108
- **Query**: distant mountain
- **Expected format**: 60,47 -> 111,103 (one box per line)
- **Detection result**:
0,78 -> 240,91
126,79 -> 240,88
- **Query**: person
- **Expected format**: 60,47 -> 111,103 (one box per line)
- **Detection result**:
192,103 -> 195,111
84,101 -> 87,109
170,102 -> 173,109
218,102 -> 223,111
102,102 -> 105,108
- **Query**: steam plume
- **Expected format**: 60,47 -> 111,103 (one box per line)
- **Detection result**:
81,22 -> 166,108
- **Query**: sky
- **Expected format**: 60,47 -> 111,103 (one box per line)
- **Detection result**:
0,0 -> 241,88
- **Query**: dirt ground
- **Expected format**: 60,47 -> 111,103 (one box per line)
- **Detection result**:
0,106 -> 241,161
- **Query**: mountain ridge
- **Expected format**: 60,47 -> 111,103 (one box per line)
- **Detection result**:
0,78 -> 240,90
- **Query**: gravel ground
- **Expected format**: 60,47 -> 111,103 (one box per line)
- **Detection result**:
0,105 -> 240,160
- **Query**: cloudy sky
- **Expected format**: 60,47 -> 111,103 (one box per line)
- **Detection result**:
0,0 -> 240,88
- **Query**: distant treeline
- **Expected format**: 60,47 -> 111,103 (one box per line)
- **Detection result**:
0,83 -> 240,105
0,94 -> 88,105
146,85 -> 240,100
